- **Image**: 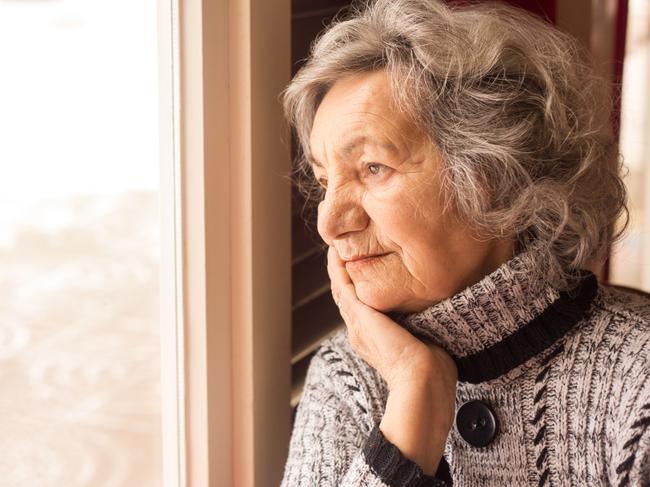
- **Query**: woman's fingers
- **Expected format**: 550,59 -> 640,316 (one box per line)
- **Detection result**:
326,245 -> 347,278
326,246 -> 369,340
327,245 -> 351,292
326,246 -> 404,371
327,246 -> 355,314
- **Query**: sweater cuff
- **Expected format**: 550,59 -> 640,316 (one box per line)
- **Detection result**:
362,423 -> 450,487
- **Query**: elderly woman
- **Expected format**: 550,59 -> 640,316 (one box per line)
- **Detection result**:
279,0 -> 649,486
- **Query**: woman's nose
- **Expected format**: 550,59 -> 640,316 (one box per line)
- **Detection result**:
317,183 -> 368,244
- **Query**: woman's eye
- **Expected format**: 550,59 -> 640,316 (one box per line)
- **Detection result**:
365,163 -> 387,177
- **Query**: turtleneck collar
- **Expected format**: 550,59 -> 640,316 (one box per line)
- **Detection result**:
387,242 -> 598,384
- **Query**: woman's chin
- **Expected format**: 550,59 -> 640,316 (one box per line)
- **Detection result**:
354,281 -> 437,314
354,282 -> 404,313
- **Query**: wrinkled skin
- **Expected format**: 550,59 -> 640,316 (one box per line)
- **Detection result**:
310,69 -> 514,313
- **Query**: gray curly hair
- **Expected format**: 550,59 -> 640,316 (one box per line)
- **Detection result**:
281,0 -> 629,292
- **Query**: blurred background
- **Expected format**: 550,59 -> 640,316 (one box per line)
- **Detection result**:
612,0 -> 650,289
0,0 -> 162,485
0,0 -> 647,486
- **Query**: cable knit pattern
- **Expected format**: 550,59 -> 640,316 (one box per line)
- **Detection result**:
386,247 -> 561,359
280,245 -> 650,486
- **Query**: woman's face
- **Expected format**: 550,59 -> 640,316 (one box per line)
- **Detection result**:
310,69 -> 514,313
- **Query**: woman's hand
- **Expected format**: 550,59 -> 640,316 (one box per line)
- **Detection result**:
327,246 -> 457,391
327,246 -> 458,475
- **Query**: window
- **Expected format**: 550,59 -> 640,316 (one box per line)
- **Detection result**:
0,0 -> 164,485
610,0 -> 650,292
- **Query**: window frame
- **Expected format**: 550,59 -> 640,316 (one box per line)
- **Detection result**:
159,0 -> 292,485
159,0 -> 185,486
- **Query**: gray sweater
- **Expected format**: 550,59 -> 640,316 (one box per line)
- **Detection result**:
280,247 -> 650,486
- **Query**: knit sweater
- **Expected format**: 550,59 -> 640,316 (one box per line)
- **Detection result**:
280,245 -> 650,486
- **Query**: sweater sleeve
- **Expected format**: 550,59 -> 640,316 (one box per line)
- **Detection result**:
280,342 -> 449,487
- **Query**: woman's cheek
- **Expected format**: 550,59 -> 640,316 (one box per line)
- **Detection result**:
362,184 -> 403,218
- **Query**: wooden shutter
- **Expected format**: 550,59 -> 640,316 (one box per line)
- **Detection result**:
290,0 -> 351,414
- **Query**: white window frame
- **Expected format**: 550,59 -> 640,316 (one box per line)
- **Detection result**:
158,0 -> 292,486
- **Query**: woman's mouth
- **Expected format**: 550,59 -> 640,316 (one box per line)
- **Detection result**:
344,253 -> 390,270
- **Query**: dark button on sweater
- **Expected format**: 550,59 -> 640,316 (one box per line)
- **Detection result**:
455,400 -> 498,447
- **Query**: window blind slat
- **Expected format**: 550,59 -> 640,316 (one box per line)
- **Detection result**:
292,0 -> 350,17
292,249 -> 329,307
292,211 -> 322,265
292,290 -> 343,356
